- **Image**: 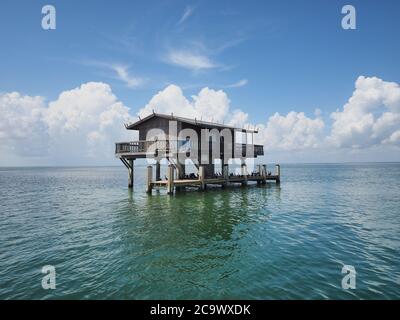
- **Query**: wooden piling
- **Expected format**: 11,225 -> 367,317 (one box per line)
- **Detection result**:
155,161 -> 161,181
128,159 -> 134,188
257,164 -> 262,185
167,164 -> 174,194
262,164 -> 267,184
275,164 -> 281,183
222,164 -> 229,187
175,162 -> 185,191
146,165 -> 153,194
241,160 -> 248,186
199,166 -> 205,190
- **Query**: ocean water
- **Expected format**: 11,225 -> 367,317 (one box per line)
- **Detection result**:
0,163 -> 399,300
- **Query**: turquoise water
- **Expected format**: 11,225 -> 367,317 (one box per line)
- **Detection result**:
0,163 -> 399,299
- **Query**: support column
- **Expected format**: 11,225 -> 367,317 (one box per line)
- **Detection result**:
275,164 -> 281,183
155,161 -> 161,181
146,165 -> 153,194
199,165 -> 205,190
222,164 -> 229,188
257,164 -> 262,185
176,163 -> 185,179
241,159 -> 248,186
175,162 -> 185,191
167,164 -> 174,194
262,164 -> 267,184
128,159 -> 134,188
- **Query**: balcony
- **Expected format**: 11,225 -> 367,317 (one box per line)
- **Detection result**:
115,140 -> 171,158
115,140 -> 264,159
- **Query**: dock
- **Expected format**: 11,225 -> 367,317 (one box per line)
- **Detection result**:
145,164 -> 280,194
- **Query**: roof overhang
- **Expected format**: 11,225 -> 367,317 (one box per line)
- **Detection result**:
125,112 -> 258,133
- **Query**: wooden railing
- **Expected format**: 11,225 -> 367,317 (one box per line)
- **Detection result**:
115,140 -> 191,155
116,140 -> 264,157
115,140 -> 170,154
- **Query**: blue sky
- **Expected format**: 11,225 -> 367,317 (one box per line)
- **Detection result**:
1,0 -> 400,165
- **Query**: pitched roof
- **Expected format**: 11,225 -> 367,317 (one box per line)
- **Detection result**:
125,112 -> 258,133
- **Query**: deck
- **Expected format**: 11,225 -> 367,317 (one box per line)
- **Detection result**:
115,140 -> 264,159
146,166 -> 280,194
152,175 -> 280,188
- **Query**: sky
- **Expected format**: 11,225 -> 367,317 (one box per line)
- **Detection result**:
0,0 -> 399,165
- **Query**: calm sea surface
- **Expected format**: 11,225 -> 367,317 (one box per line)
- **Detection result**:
0,163 -> 399,299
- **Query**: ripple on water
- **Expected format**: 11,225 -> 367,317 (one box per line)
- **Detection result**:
0,164 -> 399,299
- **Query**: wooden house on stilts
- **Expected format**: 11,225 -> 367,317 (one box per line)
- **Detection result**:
115,112 -> 280,194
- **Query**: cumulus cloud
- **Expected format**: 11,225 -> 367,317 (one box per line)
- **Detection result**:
256,111 -> 325,150
328,76 -> 400,148
137,84 -> 247,126
0,82 -> 131,164
0,92 -> 48,156
44,82 -> 131,161
137,85 -> 325,151
1,76 -> 399,165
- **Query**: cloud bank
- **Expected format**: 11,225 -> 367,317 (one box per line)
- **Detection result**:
0,82 -> 131,165
1,76 -> 399,165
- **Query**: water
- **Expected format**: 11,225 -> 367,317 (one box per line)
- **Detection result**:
0,163 -> 399,300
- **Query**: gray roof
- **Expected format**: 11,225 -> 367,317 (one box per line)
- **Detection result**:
125,112 -> 258,133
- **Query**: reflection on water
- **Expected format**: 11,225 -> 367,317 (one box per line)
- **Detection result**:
113,185 -> 280,299
0,164 -> 399,299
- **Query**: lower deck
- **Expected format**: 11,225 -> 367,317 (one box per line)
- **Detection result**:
151,174 -> 280,188
146,165 -> 280,194
118,153 -> 281,194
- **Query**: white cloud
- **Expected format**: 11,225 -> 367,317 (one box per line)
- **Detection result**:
328,76 -> 400,148
227,110 -> 249,127
79,60 -> 145,88
0,82 -> 131,165
1,76 -> 399,166
112,65 -> 145,88
137,85 -> 325,151
0,92 -> 48,157
137,84 -> 246,126
383,130 -> 400,144
256,111 -> 325,150
225,79 -> 248,88
178,5 -> 195,25
165,50 -> 217,71
44,82 -> 131,161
